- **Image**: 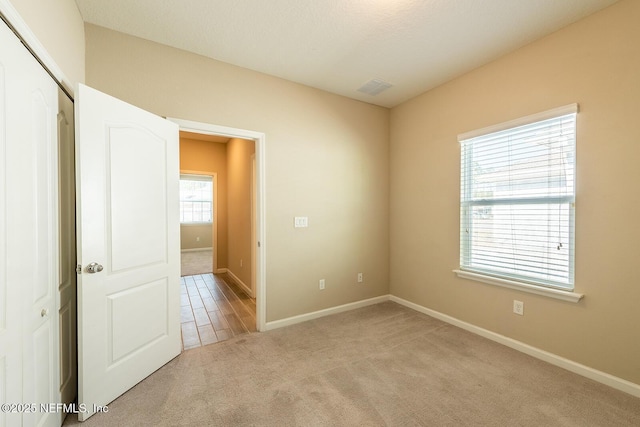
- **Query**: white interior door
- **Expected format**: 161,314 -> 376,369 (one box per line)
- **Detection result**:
1,19 -> 61,427
76,84 -> 180,421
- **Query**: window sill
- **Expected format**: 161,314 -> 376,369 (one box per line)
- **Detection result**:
453,269 -> 584,303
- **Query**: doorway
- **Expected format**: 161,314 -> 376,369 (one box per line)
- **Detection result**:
173,118 -> 266,347
179,173 -> 215,276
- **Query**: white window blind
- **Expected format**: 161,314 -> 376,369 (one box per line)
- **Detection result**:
459,104 -> 577,290
180,175 -> 213,223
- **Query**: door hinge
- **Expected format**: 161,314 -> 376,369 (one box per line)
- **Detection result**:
76,264 -> 82,274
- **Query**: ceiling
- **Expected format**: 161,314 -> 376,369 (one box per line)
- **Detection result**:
75,0 -> 618,108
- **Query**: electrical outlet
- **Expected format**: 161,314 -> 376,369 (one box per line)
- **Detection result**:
357,273 -> 363,283
319,279 -> 325,290
513,300 -> 524,316
240,259 -> 243,267
294,217 -> 308,228
196,236 -> 200,242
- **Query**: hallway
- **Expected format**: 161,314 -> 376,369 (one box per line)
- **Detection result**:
180,273 -> 256,350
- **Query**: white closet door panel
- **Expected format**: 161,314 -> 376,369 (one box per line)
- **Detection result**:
0,34 -> 21,427
1,19 -> 60,427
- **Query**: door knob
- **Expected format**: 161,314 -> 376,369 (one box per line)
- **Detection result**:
86,262 -> 104,274
41,308 -> 49,317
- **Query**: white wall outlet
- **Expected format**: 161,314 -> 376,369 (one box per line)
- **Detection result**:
357,273 -> 363,283
240,259 -> 243,267
319,279 -> 325,290
294,216 -> 308,228
196,236 -> 200,242
513,300 -> 524,316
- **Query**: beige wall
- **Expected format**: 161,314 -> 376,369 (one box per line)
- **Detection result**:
180,138 -> 228,267
180,224 -> 213,251
390,0 -> 640,385
227,138 -> 255,289
85,24 -> 391,321
10,0 -> 85,86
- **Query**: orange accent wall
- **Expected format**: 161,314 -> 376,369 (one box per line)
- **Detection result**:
227,138 -> 255,290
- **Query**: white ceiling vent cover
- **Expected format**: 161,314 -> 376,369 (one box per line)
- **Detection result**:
357,79 -> 393,96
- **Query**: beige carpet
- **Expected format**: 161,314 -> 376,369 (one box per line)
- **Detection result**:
63,302 -> 640,426
181,249 -> 213,276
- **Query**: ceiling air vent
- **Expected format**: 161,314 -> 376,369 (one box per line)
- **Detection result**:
357,79 -> 393,96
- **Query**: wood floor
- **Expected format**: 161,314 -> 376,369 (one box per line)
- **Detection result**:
180,273 -> 256,350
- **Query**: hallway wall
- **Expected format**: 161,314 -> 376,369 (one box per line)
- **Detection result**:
227,138 -> 255,290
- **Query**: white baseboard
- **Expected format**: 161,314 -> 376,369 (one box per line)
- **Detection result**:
389,295 -> 640,399
180,247 -> 212,253
264,295 -> 390,331
258,292 -> 640,398
225,269 -> 254,298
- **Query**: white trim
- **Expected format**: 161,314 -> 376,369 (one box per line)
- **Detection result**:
261,293 -> 639,397
458,103 -> 578,142
226,269 -> 252,299
169,118 -> 266,141
180,173 -> 212,182
180,247 -> 212,253
390,295 -> 640,399
453,269 -> 584,303
167,118 -> 267,331
264,295 -> 390,331
0,0 -> 74,97
250,154 -> 256,299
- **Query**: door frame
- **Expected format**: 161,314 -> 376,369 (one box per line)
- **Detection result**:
168,118 -> 266,332
251,154 -> 256,298
179,171 -> 219,273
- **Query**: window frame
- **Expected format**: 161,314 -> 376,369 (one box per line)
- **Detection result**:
454,104 -> 583,303
179,174 -> 213,225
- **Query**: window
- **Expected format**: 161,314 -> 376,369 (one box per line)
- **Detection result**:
457,104 -> 577,292
180,175 -> 213,223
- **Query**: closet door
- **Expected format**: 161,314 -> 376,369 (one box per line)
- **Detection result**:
0,20 -> 61,427
0,20 -> 22,427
